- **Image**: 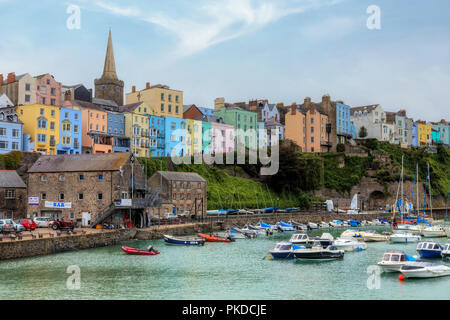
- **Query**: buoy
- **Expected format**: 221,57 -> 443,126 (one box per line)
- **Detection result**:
269,256 -> 273,260
398,275 -> 405,281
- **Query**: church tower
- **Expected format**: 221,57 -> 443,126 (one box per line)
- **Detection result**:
94,30 -> 124,106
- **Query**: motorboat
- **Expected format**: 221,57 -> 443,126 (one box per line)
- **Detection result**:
377,250 -> 419,273
306,235 -> 333,248
269,241 -> 294,259
395,222 -> 413,231
340,229 -> 366,239
400,261 -> 450,278
329,220 -> 346,228
243,224 -> 266,236
348,220 -> 361,228
163,235 -> 205,246
421,226 -> 446,238
292,242 -> 344,261
276,221 -> 296,232
307,222 -> 318,229
121,246 -> 160,256
289,220 -> 308,231
217,230 -> 246,240
442,244 -> 450,259
289,233 -> 309,245
362,230 -> 390,242
197,233 -> 233,242
378,218 -> 390,225
232,225 -> 258,238
361,220 -> 373,226
319,222 -> 330,228
409,223 -> 431,235
389,230 -> 421,243
334,237 -> 367,252
416,241 -> 443,259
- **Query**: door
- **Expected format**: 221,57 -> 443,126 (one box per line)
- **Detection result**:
81,212 -> 91,227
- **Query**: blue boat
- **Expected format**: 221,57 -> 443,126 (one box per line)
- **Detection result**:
164,235 -> 205,246
277,221 -> 296,232
259,222 -> 277,230
378,218 -> 390,224
349,220 -> 361,227
416,241 -> 443,258
263,207 -> 280,213
269,242 -> 294,259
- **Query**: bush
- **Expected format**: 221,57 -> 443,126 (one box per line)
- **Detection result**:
336,143 -> 345,153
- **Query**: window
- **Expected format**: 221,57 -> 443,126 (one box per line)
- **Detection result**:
11,142 -> 19,150
12,129 -> 19,137
161,93 -> 164,100
98,174 -> 103,180
59,193 -> 65,201
79,174 -> 84,180
59,174 -> 65,181
78,193 -> 84,200
74,125 -> 79,133
97,193 -> 103,200
41,193 -> 46,200
0,128 -> 6,136
50,99 -> 56,106
40,86 -> 47,94
37,134 -> 46,142
25,95 -> 30,102
25,83 -> 31,91
161,104 -> 164,112
176,96 -> 179,103
51,110 -> 55,117
168,105 -> 172,113
74,113 -> 79,120
5,190 -> 15,199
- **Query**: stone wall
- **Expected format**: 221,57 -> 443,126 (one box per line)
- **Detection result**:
0,229 -> 136,260
135,222 -> 218,240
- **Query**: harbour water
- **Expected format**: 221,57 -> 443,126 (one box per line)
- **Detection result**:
0,226 -> 449,300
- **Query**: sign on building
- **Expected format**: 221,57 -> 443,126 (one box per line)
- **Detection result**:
28,196 -> 39,205
44,201 -> 72,209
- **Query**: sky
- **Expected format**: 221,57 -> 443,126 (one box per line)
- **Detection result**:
0,0 -> 449,121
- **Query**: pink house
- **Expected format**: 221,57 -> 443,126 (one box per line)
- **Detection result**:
35,73 -> 61,106
211,122 -> 235,154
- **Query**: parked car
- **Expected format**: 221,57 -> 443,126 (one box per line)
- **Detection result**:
49,220 -> 74,231
33,217 -> 53,228
15,219 -> 36,231
0,219 -> 15,233
12,221 -> 26,232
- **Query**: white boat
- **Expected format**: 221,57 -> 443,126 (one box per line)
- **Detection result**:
442,244 -> 450,259
307,222 -> 318,229
371,219 -> 383,226
421,226 -> 446,238
362,230 -> 390,242
334,237 -> 367,252
395,223 -> 412,231
289,233 -> 309,245
329,220 -> 346,228
319,222 -> 330,228
320,233 -> 334,241
389,231 -> 421,243
400,261 -> 450,278
340,229 -> 366,239
377,250 -> 419,273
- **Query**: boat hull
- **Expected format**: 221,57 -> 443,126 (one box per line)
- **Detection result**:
121,246 -> 160,256
163,235 -> 205,246
269,250 -> 294,259
417,249 -> 442,259
389,235 -> 421,243
293,250 -> 344,260
377,262 -> 405,273
401,269 -> 450,278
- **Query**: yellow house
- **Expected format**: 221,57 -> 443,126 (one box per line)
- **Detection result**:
418,123 -> 432,146
126,83 -> 183,118
120,102 -> 151,157
186,119 -> 202,156
17,104 -> 60,155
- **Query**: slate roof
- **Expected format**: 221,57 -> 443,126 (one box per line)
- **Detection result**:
350,104 -> 380,115
118,102 -> 144,113
0,170 -> 26,188
28,153 -> 132,173
156,171 -> 206,182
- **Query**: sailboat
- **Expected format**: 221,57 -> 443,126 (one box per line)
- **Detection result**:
347,194 -> 359,214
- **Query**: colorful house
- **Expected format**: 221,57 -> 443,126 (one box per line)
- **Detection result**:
120,102 -> 150,158
417,122 -> 432,146
195,115 -> 213,154
186,119 -> 203,156
285,104 -> 306,151
148,115 -> 165,157
164,116 -> 186,157
107,112 -> 130,153
57,108 -> 82,154
431,121 -> 449,146
0,111 -> 23,154
35,73 -> 61,107
336,102 -> 352,144
16,104 -> 60,155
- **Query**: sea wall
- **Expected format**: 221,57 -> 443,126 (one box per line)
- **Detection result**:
135,222 -> 219,240
0,229 -> 136,260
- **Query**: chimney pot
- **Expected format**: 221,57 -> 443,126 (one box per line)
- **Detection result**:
146,82 -> 150,89
7,72 -> 15,84
291,104 -> 297,115
132,85 -> 136,93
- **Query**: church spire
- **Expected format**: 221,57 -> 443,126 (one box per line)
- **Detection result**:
101,29 -> 118,80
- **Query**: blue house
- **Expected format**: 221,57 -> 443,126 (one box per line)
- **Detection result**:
336,102 -> 352,143
0,111 -> 23,154
164,116 -> 186,157
57,107 -> 82,154
148,115 -> 165,157
412,123 -> 419,147
107,112 -> 130,152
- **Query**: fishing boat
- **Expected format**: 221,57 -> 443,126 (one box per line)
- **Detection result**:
333,237 -> 367,252
400,261 -> 450,278
163,235 -> 205,246
121,246 -> 160,256
288,220 -> 308,231
289,233 -> 310,245
277,221 -> 296,232
362,230 -> 390,242
269,241 -> 295,259
416,241 -> 443,258
377,250 -> 419,273
197,233 -> 233,242
292,242 -> 344,261
421,226 -> 446,238
442,244 -> 450,259
307,222 -> 318,229
389,230 -> 421,243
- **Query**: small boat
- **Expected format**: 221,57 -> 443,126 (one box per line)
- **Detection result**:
319,222 -> 330,228
163,235 -> 205,246
269,241 -> 294,259
232,225 -> 258,238
289,220 -> 308,231
262,207 -> 279,213
442,244 -> 450,259
341,229 -> 366,239
378,218 -> 390,225
421,226 -> 446,238
362,230 -> 390,242
206,209 -> 228,216
121,246 -> 160,256
216,230 -> 243,240
198,233 -> 233,242
334,237 -> 367,252
377,250 -> 419,273
259,222 -> 277,230
289,233 -> 309,245
307,222 -> 318,229
244,224 -> 266,235
348,220 -> 361,228
329,220 -> 345,228
409,223 -> 431,235
277,221 -> 296,232
416,241 -> 443,258
292,242 -> 344,261
389,231 -> 421,243
400,261 -> 450,278
306,236 -> 333,248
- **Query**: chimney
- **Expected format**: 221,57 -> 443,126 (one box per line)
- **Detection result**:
132,85 -> 136,93
291,103 -> 297,115
0,74 -> 3,85
146,82 -> 150,89
322,94 -> 331,103
64,90 -> 71,102
7,72 -> 15,84
304,97 -> 311,108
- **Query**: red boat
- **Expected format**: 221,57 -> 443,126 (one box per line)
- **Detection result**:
198,233 -> 233,243
121,246 -> 160,256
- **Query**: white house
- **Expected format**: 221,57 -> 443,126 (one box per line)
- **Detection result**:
0,93 -> 14,108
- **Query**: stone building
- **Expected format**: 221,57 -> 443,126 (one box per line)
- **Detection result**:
147,171 -> 207,218
0,170 -> 27,219
94,30 -> 124,106
26,153 -> 155,227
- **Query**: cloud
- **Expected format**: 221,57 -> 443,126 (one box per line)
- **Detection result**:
92,0 -> 343,58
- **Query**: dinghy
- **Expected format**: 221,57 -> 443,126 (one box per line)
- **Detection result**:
121,246 -> 160,256
198,233 -> 233,242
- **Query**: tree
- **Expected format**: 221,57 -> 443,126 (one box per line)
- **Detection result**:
359,126 -> 368,138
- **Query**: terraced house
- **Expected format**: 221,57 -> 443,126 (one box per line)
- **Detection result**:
107,111 -> 130,152
0,72 -> 37,106
0,110 -> 23,154
148,115 -> 165,157
164,116 -> 186,157
57,108 -> 82,155
120,102 -> 150,157
17,104 -> 60,155
35,73 -> 61,106
186,119 -> 203,156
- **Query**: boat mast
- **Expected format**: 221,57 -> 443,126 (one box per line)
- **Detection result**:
408,164 -> 417,220
416,163 -> 419,216
428,162 -> 433,220
400,154 -> 404,223
422,163 -> 429,222
446,182 -> 449,222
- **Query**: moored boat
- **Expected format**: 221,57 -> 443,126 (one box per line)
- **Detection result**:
198,233 -> 233,242
400,261 -> 450,278
289,233 -> 309,245
389,231 -> 421,243
340,229 -> 366,239
277,221 -> 296,232
421,226 -> 446,238
334,237 -> 367,252
442,244 -> 450,259
289,220 -> 308,231
163,235 -> 205,246
121,246 -> 160,256
307,222 -> 318,229
377,250 -> 419,273
362,230 -> 390,242
269,241 -> 294,259
292,242 -> 344,261
416,241 -> 443,258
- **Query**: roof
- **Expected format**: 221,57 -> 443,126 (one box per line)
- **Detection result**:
118,102 -> 144,113
0,170 -> 26,188
194,115 -> 223,123
350,104 -> 380,115
156,171 -> 206,182
28,153 -> 132,173
2,73 -> 27,85
92,98 -> 118,108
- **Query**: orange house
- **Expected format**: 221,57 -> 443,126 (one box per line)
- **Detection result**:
285,104 -> 306,151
